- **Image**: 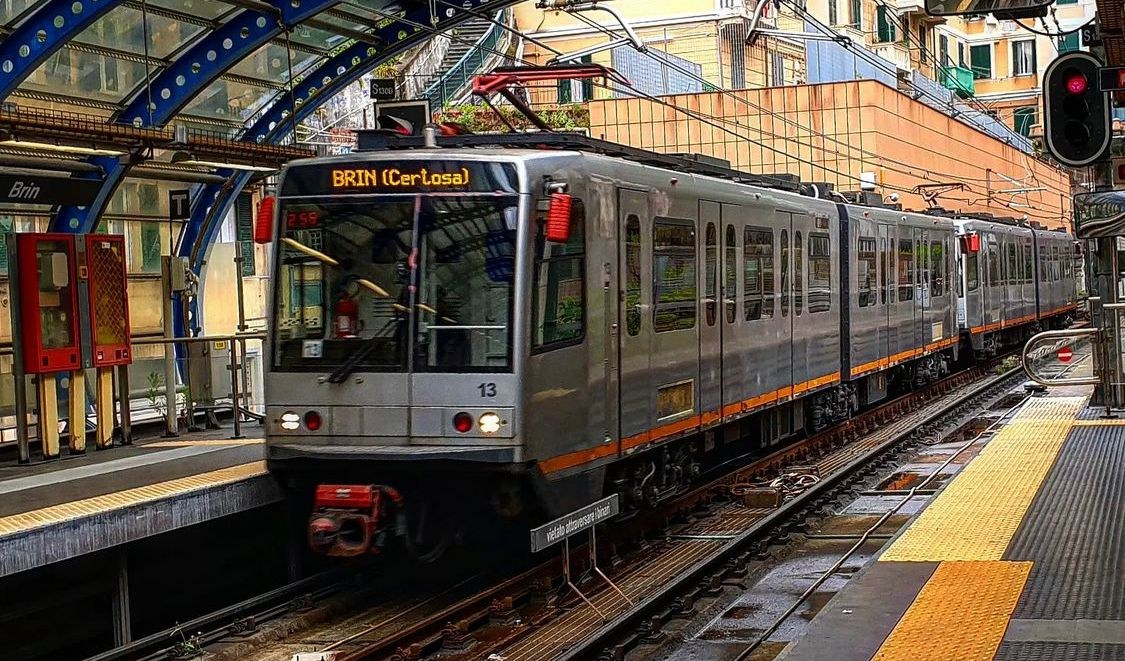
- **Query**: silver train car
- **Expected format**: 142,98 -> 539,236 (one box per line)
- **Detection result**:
260,134 -> 1074,557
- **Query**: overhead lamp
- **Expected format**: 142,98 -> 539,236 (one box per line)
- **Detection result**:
171,150 -> 278,173
0,138 -> 125,157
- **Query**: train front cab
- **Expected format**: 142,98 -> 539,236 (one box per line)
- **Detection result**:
264,151 -> 550,556
841,205 -> 958,406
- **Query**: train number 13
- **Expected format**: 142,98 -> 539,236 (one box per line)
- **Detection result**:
478,383 -> 497,397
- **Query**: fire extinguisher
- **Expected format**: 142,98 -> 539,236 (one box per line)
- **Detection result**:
335,293 -> 359,338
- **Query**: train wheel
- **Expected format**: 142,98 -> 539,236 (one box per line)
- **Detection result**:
402,499 -> 458,563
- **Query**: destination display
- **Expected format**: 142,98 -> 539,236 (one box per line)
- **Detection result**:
280,161 -> 518,196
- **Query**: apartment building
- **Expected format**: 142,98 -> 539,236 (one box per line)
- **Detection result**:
512,0 -> 808,104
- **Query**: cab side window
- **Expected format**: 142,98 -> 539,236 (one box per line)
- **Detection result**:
532,198 -> 586,350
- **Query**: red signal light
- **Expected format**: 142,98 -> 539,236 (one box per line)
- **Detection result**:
254,195 -> 275,244
453,412 -> 473,433
304,410 -> 322,431
1066,72 -> 1088,95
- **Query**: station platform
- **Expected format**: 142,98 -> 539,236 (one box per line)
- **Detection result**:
780,386 -> 1125,661
0,429 -> 279,578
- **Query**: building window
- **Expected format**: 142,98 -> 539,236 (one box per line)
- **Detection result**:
919,25 -> 929,63
958,42 -> 965,67
829,0 -> 838,25
532,199 -> 585,349
970,44 -> 991,79
1014,106 -> 1036,137
557,55 -> 593,103
849,0 -> 861,29
939,34 -> 950,66
876,6 -> 896,43
1012,39 -> 1036,76
1058,32 -> 1079,53
770,52 -> 785,86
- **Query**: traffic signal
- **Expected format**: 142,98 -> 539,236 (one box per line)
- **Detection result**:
1043,52 -> 1110,167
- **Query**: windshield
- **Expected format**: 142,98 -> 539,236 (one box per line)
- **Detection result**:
273,195 -> 518,373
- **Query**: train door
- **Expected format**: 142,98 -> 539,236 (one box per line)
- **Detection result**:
878,223 -> 894,360
914,227 -> 930,350
699,201 -> 722,425
617,188 -> 652,454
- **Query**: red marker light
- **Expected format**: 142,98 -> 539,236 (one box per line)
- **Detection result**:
304,411 -> 322,431
453,412 -> 473,433
1066,72 -> 1088,95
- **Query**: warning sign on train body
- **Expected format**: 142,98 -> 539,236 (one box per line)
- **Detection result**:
529,494 -> 619,552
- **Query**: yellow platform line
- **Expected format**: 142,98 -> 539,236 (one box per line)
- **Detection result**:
880,396 -> 1085,562
0,461 -> 267,536
145,439 -> 265,447
872,560 -> 1031,661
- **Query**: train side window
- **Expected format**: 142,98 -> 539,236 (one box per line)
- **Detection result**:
794,230 -> 804,316
624,215 -> 641,337
898,237 -> 914,301
809,232 -> 831,313
879,237 -> 887,305
744,226 -> 775,321
532,198 -> 586,350
1023,241 -> 1033,284
1038,246 -> 1047,285
930,239 -> 944,297
653,218 -> 697,332
725,224 -> 737,324
858,236 -> 877,307
705,223 -> 717,326
1012,241 -> 1021,285
780,228 -> 790,317
987,236 -> 1000,286
965,247 -> 980,292
888,238 -> 896,303
1052,246 -> 1060,281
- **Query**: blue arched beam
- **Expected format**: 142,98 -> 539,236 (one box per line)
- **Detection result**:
0,0 -> 125,101
50,0 -> 347,233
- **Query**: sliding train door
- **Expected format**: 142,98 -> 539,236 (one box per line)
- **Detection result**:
617,188 -> 652,455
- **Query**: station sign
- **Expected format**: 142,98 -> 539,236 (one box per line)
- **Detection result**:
529,494 -> 619,552
0,173 -> 101,206
369,78 -> 397,101
168,189 -> 191,221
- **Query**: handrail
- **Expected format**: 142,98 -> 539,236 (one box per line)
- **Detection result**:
1021,328 -> 1100,386
424,9 -> 511,109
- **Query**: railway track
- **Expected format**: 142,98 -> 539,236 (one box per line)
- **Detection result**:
329,360 -> 1026,661
101,359 -> 1024,661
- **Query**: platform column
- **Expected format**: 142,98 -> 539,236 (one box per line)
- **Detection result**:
95,367 -> 114,449
68,369 -> 86,453
37,374 -> 60,459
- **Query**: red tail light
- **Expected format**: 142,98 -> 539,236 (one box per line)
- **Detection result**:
546,193 -> 572,243
254,195 -> 276,244
304,410 -> 322,431
453,412 -> 473,433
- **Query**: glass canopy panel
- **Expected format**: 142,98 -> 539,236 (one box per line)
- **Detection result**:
0,0 -> 43,27
229,42 -> 321,82
21,47 -> 154,104
76,6 -> 206,60
181,77 -> 278,122
289,24 -> 350,51
145,0 -> 237,21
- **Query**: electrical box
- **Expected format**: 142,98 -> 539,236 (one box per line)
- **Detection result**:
13,233 -> 81,374
78,234 -> 132,367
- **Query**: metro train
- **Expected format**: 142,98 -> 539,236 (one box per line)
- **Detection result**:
260,133 -> 1076,558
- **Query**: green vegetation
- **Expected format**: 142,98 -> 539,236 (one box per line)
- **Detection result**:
435,103 -> 589,133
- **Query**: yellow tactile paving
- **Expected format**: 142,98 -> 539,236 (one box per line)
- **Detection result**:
872,561 -> 1031,661
0,461 -> 267,536
880,396 -> 1085,562
145,439 -> 265,447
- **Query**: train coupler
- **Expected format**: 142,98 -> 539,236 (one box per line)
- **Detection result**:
307,484 -> 404,557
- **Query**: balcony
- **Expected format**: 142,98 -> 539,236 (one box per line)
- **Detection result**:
873,42 -> 912,71
939,65 -> 975,98
895,0 -> 945,22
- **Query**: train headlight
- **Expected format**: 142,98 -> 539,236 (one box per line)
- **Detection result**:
280,411 -> 300,430
478,412 -> 501,434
